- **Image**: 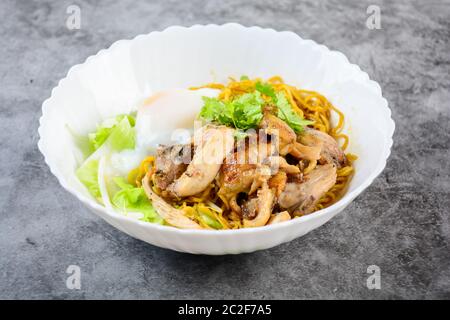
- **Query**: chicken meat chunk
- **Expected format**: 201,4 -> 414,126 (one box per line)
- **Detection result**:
168,125 -> 235,198
217,138 -> 275,212
259,113 -> 321,161
242,182 -> 275,228
153,144 -> 192,191
299,127 -> 348,168
142,175 -> 202,229
278,164 -> 337,215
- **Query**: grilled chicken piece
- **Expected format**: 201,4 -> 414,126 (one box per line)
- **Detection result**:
241,196 -> 258,220
218,138 -> 275,208
154,144 -> 191,191
168,125 -> 235,198
242,182 -> 275,228
267,211 -> 291,225
290,142 -> 322,162
278,164 -> 337,215
224,164 -> 272,213
259,113 -> 296,155
268,171 -> 287,196
299,127 -> 348,168
264,156 -> 300,174
218,154 -> 257,199
259,113 -> 321,161
142,175 -> 202,229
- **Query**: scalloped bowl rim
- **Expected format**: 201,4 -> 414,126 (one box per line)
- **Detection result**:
38,23 -> 395,237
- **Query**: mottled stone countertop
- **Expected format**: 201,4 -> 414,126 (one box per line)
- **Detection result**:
1,0 -> 449,299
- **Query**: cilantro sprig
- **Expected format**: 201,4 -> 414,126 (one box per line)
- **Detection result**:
198,79 -> 313,133
275,92 -> 314,132
199,91 -> 264,131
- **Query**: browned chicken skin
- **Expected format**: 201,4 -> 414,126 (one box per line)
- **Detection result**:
217,138 -> 274,212
259,113 -> 321,161
264,156 -> 300,174
259,113 -> 296,155
241,195 -> 258,220
153,144 -> 191,191
218,154 -> 257,197
299,127 -> 348,168
167,125 -> 235,198
242,182 -> 275,228
268,171 -> 287,197
217,137 -> 301,213
278,164 -> 337,215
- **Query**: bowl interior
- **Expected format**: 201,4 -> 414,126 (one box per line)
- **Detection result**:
40,24 -> 392,220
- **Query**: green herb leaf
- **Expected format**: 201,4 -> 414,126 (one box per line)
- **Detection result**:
199,92 -> 264,130
240,75 -> 250,81
276,92 -> 314,133
199,97 -> 234,126
76,159 -> 100,198
231,91 -> 264,130
255,81 -> 278,103
199,86 -> 313,133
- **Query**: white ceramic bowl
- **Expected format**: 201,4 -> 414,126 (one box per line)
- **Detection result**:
38,24 -> 394,255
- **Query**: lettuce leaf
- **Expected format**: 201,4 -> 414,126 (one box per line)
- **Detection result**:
76,114 -> 137,205
66,125 -> 94,159
88,114 -> 136,152
76,159 -> 100,199
276,92 -> 314,133
108,116 -> 136,151
111,177 -> 163,224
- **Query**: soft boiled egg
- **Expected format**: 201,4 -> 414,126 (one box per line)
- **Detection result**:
135,88 -> 219,152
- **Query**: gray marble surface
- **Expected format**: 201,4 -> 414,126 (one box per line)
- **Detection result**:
1,0 -> 449,299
